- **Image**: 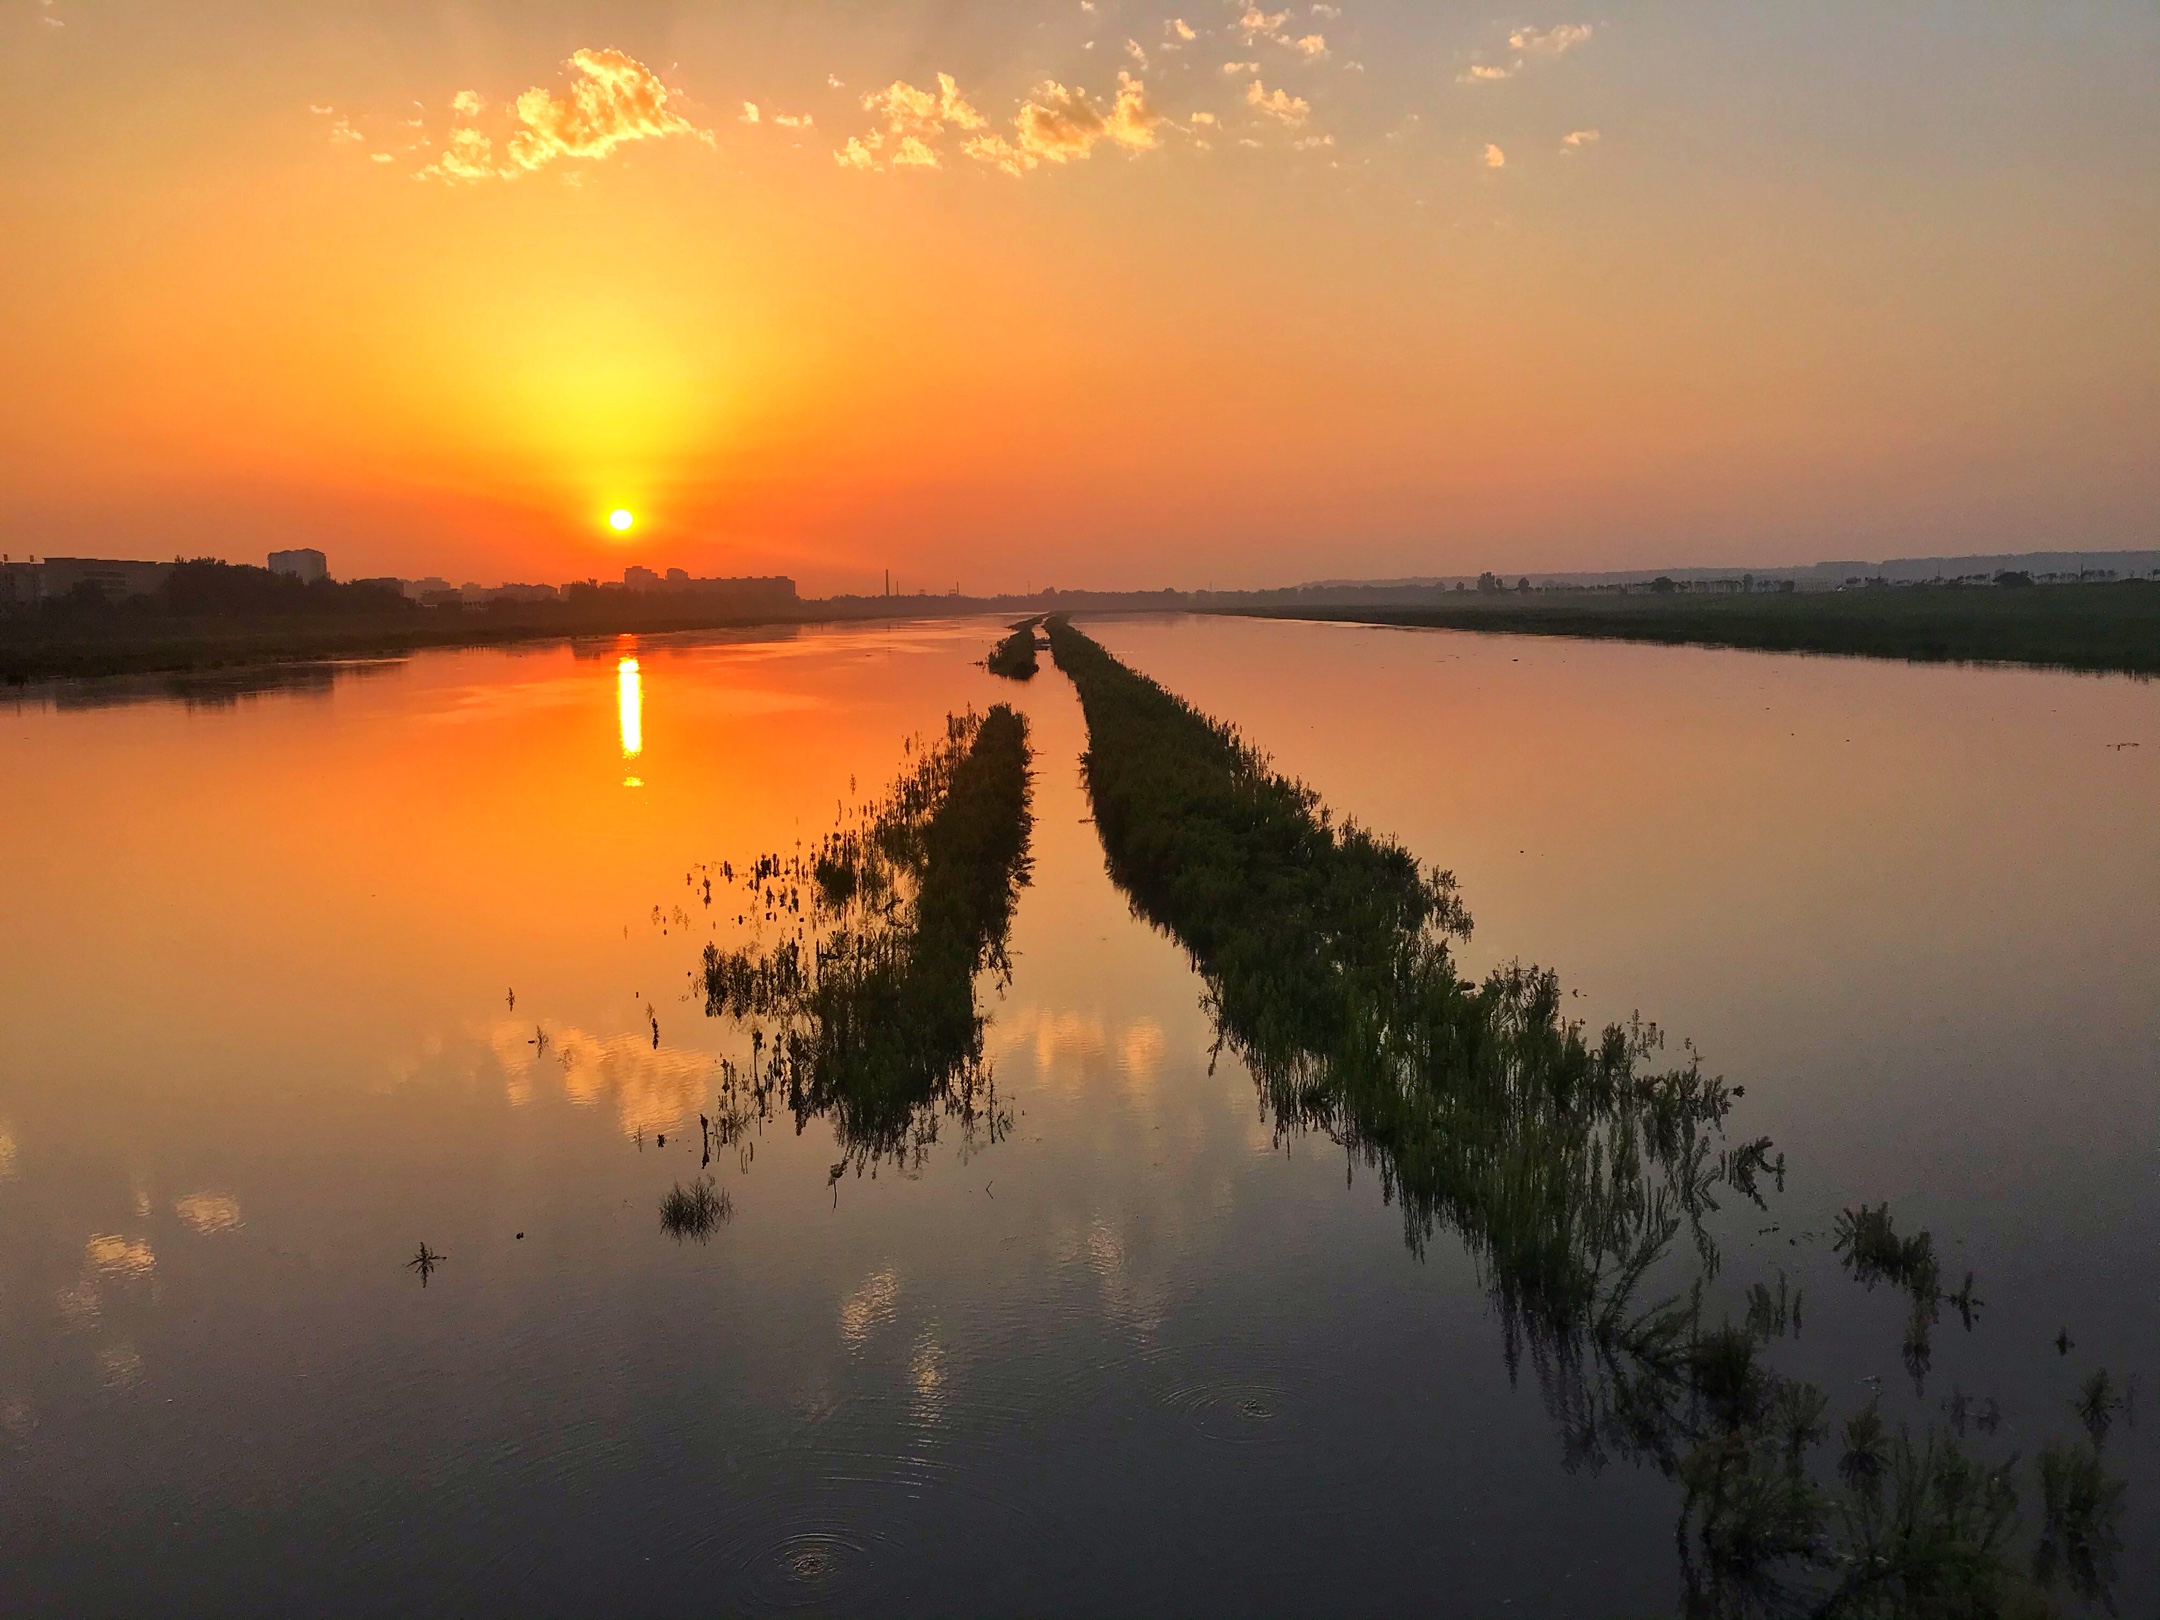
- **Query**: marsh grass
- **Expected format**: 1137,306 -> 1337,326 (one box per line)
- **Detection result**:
1044,616 -> 2125,1617
985,620 -> 1042,680
1239,580 -> 2160,676
700,705 -> 1034,1177
659,1176 -> 732,1241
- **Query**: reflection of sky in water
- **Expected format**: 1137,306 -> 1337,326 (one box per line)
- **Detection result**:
173,1194 -> 242,1236
0,617 -> 2148,1615
486,1018 -> 713,1136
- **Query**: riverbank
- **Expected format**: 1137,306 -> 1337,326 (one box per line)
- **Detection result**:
0,600 -> 1061,686
1228,581 -> 2160,676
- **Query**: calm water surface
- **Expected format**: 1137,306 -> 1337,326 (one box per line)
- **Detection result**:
1,615 -> 2153,1616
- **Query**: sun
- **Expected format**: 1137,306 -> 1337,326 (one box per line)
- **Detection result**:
608,508 -> 635,533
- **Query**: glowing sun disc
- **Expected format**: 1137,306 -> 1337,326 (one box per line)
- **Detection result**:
608,508 -> 635,532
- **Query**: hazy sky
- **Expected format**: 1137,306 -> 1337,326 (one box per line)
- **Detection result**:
2,1 -> 2154,592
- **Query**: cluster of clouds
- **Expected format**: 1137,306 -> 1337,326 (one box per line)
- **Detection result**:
1458,20 -> 1593,82
415,48 -> 713,184
836,70 -> 1165,175
322,10 -> 1607,189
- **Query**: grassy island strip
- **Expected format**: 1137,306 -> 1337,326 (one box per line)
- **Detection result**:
1041,617 -> 2126,1613
1229,581 -> 2160,676
699,705 -> 1033,1174
984,616 -> 1043,680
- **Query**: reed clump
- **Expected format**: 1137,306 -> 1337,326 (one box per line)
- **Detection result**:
659,1176 -> 731,1241
700,705 -> 1034,1175
1044,617 -> 2123,1615
985,620 -> 1042,680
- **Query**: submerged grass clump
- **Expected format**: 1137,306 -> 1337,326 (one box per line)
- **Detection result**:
985,619 -> 1042,680
1043,615 -> 2127,1616
659,1176 -> 732,1241
700,705 -> 1034,1176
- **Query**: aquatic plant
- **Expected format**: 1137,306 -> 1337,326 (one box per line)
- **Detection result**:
659,1176 -> 732,1241
1043,618 -> 2111,1616
1045,618 -> 1772,1434
700,705 -> 1034,1176
1832,1202 -> 1980,1392
2033,1438 -> 2127,1605
985,620 -> 1042,680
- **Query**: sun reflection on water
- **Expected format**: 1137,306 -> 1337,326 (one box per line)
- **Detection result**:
617,654 -> 644,787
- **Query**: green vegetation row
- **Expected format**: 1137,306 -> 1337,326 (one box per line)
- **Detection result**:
1041,616 -> 2126,1615
698,705 -> 1034,1177
1233,580 -> 2160,676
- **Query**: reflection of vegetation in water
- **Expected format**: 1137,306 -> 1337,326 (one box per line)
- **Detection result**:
1043,617 -> 1771,1414
1833,1201 -> 1983,1393
659,1176 -> 732,1241
986,618 -> 1043,681
699,706 -> 1033,1177
1041,616 -> 2130,1617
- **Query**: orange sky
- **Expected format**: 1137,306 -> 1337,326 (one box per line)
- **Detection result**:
2,2 -> 2154,593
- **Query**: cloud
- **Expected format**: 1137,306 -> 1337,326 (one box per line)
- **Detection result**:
1245,79 -> 1310,126
740,101 -> 760,124
1222,60 -> 1259,74
1459,61 -> 1518,82
839,73 -> 990,172
1126,37 -> 1149,66
1168,17 -> 1198,41
503,48 -> 713,173
1509,22 -> 1593,55
1238,6 -> 1290,35
961,131 -> 1032,176
1285,33 -> 1329,58
959,72 -> 1160,175
422,125 -> 498,182
773,112 -> 814,129
1482,142 -> 1506,167
1020,73 -> 1160,162
1312,2 -> 1341,15
421,48 -> 710,181
1561,127 -> 1599,150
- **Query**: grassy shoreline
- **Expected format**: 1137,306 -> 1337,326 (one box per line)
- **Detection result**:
1227,581 -> 2160,676
0,605 -> 939,686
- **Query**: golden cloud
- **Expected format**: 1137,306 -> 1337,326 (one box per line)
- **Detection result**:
423,48 -> 710,181
1510,22 -> 1593,54
1245,79 -> 1310,126
505,48 -> 712,171
838,74 -> 987,172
